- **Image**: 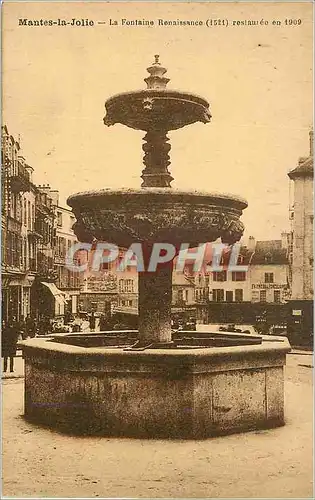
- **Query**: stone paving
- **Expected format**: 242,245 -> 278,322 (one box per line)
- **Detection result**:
1,352 -> 313,499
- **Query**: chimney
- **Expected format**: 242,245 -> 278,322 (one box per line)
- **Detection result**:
25,164 -> 34,182
310,130 -> 313,157
37,184 -> 59,206
49,190 -> 59,206
247,236 -> 256,251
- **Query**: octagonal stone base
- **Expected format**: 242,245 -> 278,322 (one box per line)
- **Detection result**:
21,337 -> 290,439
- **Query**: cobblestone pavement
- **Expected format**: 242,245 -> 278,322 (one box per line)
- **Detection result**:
2,352 -> 313,499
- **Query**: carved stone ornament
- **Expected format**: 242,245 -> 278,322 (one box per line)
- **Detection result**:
68,188 -> 247,248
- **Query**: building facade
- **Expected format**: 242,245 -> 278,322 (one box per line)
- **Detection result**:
249,238 -> 290,304
79,262 -> 118,323
2,126 -> 35,324
37,185 -> 81,319
29,185 -> 57,321
2,126 -> 80,327
194,237 -> 290,331
79,249 -> 198,329
287,130 -> 313,346
78,238 -> 290,331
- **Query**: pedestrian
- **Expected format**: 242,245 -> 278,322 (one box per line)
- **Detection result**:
24,315 -> 36,339
17,316 -> 26,340
72,316 -> 82,332
89,312 -> 96,332
2,320 -> 20,373
40,316 -> 51,335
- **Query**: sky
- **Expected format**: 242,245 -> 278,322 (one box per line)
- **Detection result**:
2,1 -> 313,240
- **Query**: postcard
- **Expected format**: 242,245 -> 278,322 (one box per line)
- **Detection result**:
1,1 -> 313,499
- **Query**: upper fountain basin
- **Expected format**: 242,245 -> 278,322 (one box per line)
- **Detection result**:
67,188 -> 247,247
104,89 -> 211,131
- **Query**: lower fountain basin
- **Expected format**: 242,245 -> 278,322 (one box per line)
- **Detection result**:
67,188 -> 248,246
49,329 -> 263,348
21,334 -> 290,439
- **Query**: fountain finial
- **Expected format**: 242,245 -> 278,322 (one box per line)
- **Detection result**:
144,55 -> 170,90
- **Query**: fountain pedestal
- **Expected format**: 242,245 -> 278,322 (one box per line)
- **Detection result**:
138,264 -> 173,347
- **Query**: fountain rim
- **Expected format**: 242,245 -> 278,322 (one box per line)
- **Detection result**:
20,336 -> 291,359
105,89 -> 210,109
67,188 -> 248,210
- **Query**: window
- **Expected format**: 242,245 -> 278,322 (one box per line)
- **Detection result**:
237,254 -> 244,264
32,204 -> 35,228
226,291 -> 233,302
232,271 -> 246,281
260,290 -> 267,302
11,194 -> 15,219
213,271 -> 227,282
127,279 -> 134,293
27,200 -> 31,227
57,212 -> 62,227
17,194 -> 22,221
23,239 -> 27,270
235,289 -> 243,302
212,289 -> 224,302
265,273 -> 274,283
23,199 -> 27,225
118,279 -> 134,293
67,269 -> 72,287
274,290 -> 281,304
58,237 -> 66,257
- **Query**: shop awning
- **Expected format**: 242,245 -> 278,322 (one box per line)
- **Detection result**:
41,282 -> 67,306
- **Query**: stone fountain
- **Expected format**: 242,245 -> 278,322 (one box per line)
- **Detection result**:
21,56 -> 290,438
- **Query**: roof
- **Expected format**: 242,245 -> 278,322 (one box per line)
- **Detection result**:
250,240 -> 288,265
288,156 -> 313,179
211,240 -> 289,266
255,240 -> 282,251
